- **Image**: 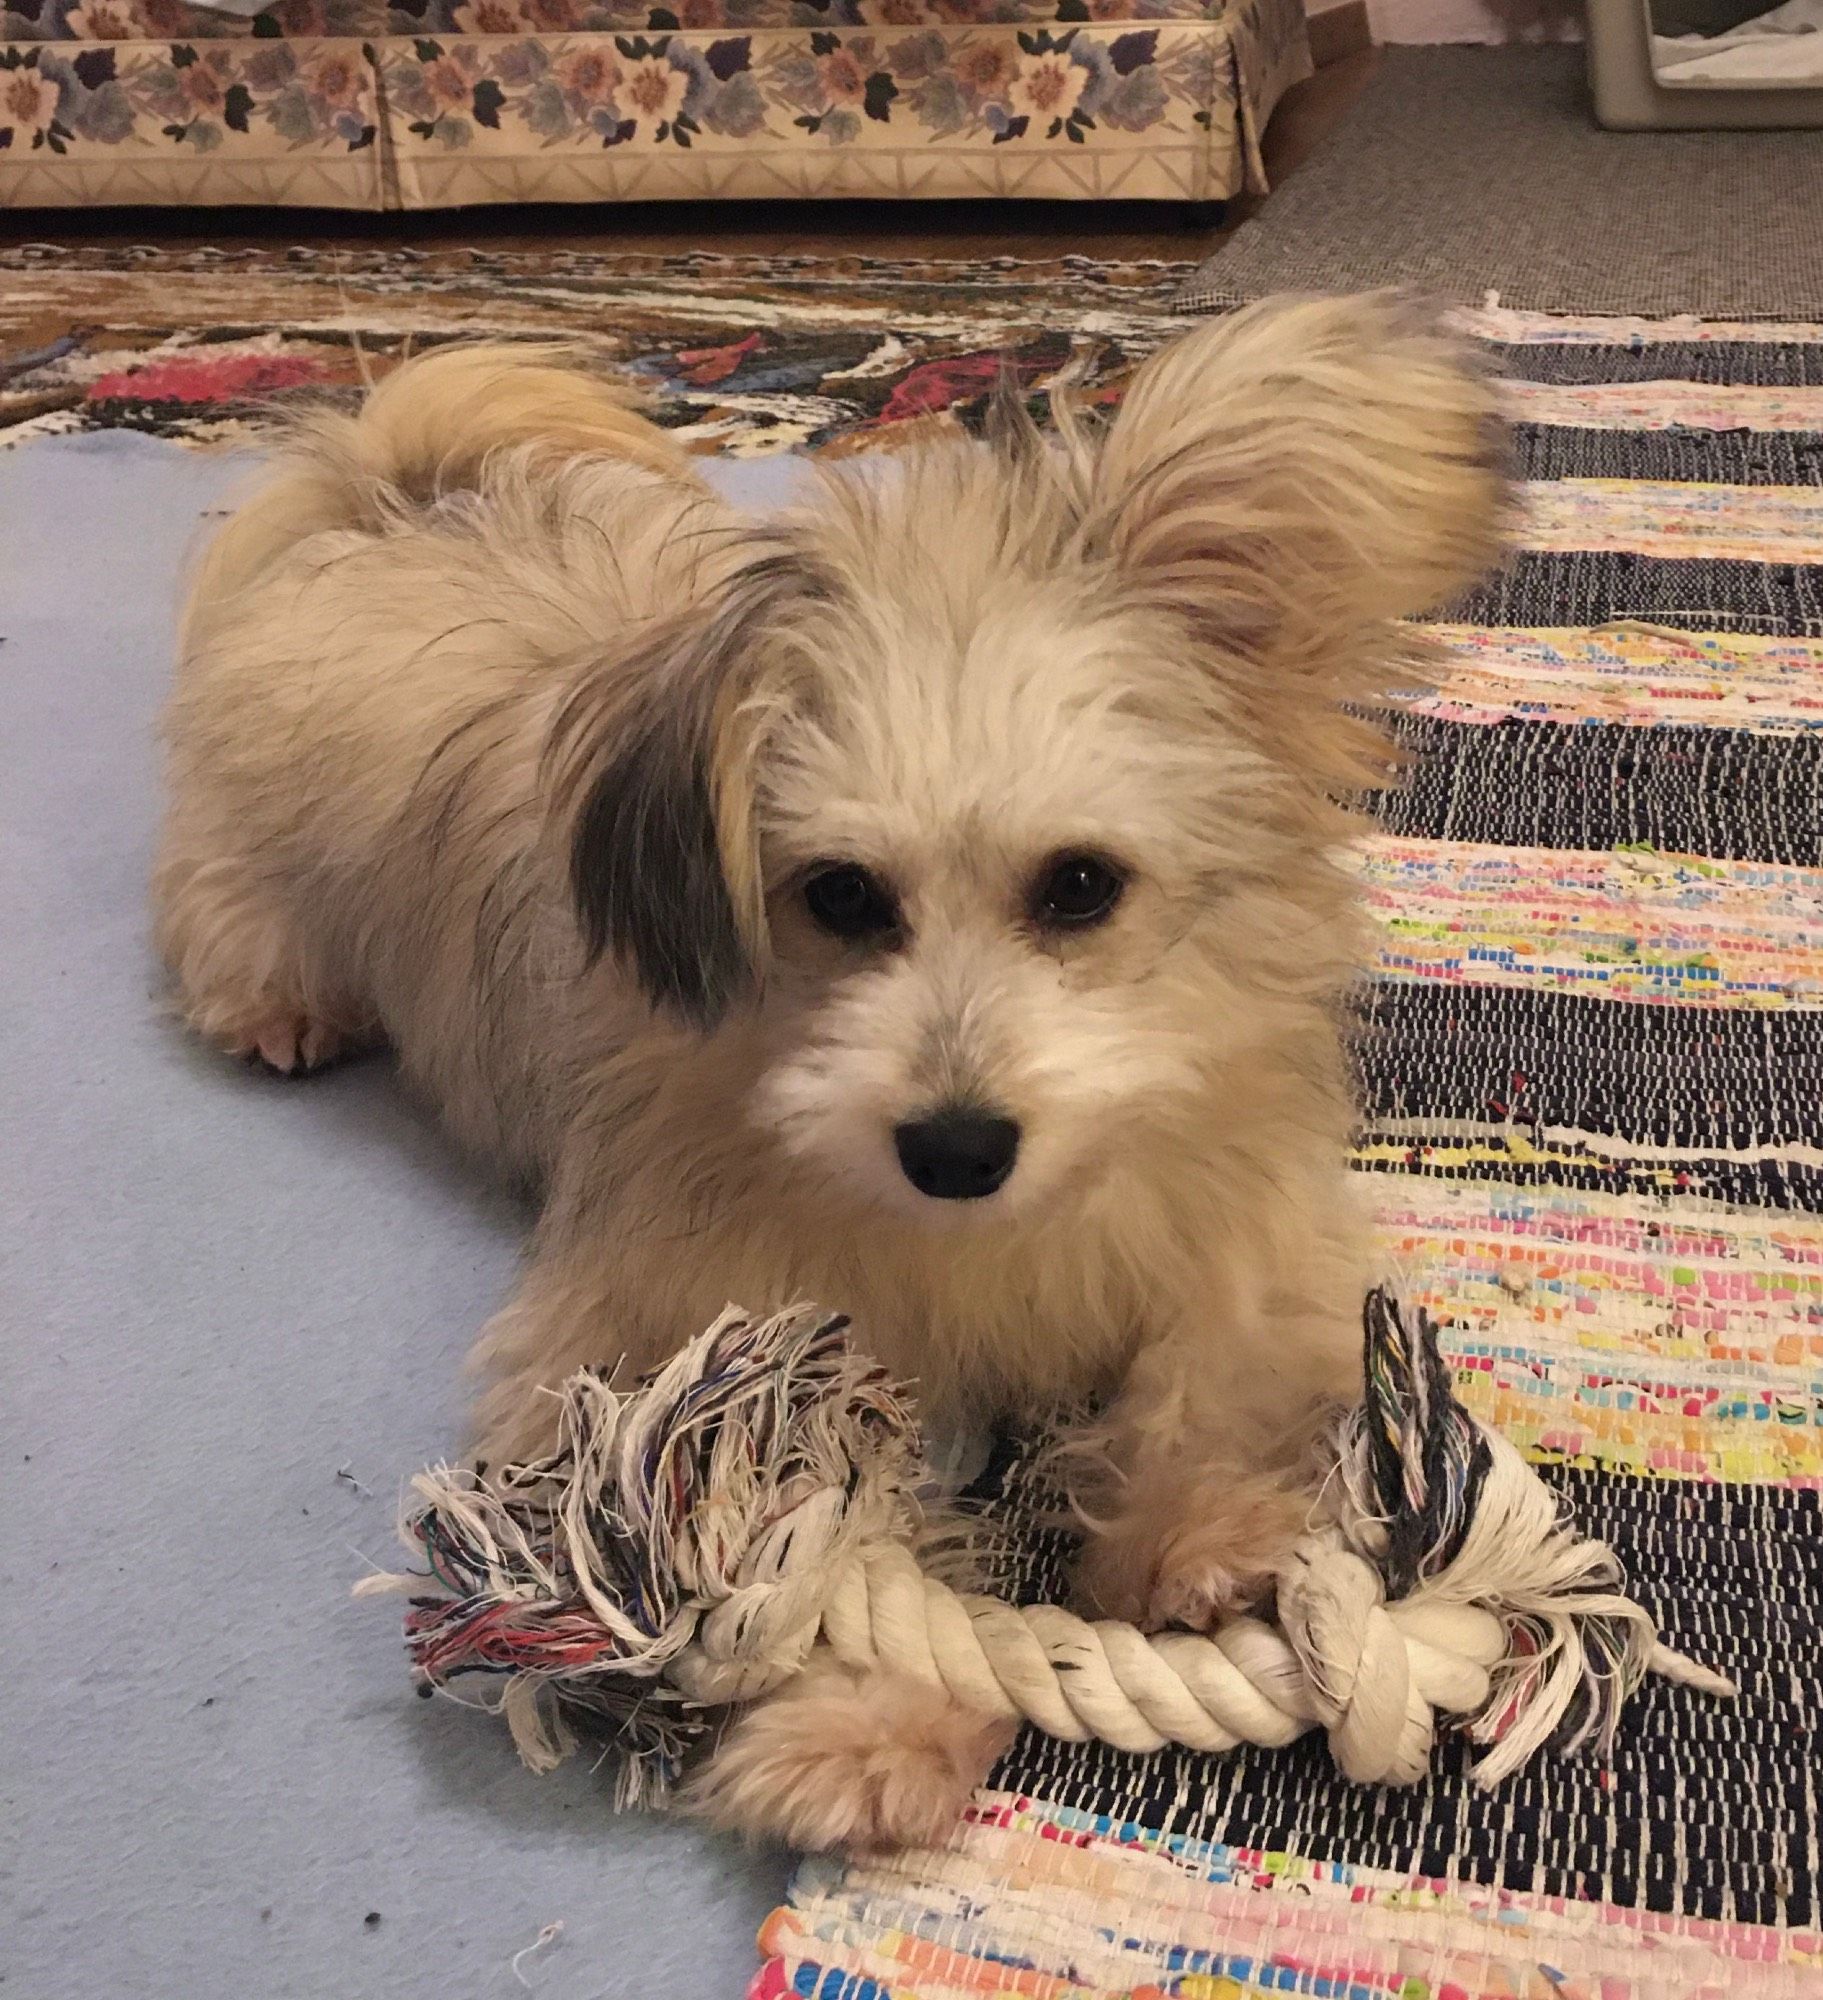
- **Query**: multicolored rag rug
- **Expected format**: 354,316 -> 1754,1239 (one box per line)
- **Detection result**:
10,245 -> 1820,1998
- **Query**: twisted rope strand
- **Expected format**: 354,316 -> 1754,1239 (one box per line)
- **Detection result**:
766,1539 -> 1511,1781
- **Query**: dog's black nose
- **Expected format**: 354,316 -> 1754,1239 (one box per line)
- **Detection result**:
894,1110 -> 1020,1201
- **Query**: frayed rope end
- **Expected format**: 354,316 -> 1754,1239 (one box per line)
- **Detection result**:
357,1302 -> 923,1799
1341,1288 -> 1736,1788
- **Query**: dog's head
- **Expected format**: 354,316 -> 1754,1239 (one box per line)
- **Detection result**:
553,295 -> 1508,1218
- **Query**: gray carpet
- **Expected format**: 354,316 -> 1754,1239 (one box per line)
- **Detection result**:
1,432 -> 812,2000
1176,46 -> 1823,319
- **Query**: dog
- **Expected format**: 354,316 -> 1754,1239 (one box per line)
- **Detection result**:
154,298 -> 1507,1853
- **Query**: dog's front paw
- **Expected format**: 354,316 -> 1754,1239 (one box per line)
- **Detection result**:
683,1660 -> 1014,1854
1074,1472 -> 1311,1632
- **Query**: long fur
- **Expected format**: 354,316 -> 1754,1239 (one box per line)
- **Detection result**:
155,302 -> 1509,1848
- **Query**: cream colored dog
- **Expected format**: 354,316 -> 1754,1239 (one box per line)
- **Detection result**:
155,300 -> 1506,1852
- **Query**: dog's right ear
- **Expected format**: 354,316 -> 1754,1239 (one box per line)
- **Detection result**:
1081,294 -> 1510,789
1089,293 -> 1510,642
547,550 -> 812,1030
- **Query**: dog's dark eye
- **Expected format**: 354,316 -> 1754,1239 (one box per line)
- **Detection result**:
804,863 -> 898,940
1033,853 -> 1124,929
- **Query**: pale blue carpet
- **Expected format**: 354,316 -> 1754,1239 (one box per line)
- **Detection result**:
0,433 -> 812,2000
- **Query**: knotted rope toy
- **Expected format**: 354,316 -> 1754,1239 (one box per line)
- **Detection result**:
360,1291 -> 1735,1804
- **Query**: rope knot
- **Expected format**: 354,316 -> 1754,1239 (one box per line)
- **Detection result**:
1279,1542 -> 1421,1782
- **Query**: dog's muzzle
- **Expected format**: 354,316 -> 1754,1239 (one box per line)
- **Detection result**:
893,1109 -> 1020,1201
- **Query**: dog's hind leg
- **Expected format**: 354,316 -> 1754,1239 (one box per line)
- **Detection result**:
152,828 -> 372,1077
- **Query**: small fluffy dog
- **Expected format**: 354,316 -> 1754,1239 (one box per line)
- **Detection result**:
156,298 -> 1506,1852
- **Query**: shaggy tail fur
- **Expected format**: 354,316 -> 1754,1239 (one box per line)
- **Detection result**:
184,342 -> 703,632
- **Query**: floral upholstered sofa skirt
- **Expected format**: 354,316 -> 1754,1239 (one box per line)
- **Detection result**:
0,0 -> 1308,206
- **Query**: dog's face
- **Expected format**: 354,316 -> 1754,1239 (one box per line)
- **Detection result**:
555,296 -> 1508,1219
748,573 -> 1268,1219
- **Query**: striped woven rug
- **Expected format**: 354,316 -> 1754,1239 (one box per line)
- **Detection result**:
753,306 -> 1823,1998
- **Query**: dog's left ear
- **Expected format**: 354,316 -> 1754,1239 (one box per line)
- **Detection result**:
1088,292 -> 1509,689
548,550 -> 812,1030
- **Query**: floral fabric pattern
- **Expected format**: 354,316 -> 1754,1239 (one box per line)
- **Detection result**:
390,0 -> 1211,34
2,0 -> 1304,205
3,0 -> 376,43
0,35 -> 375,155
378,23 -> 1216,158
0,0 -> 1211,41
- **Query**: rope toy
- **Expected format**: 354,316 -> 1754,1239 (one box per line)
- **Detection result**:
359,1291 -> 1735,1804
